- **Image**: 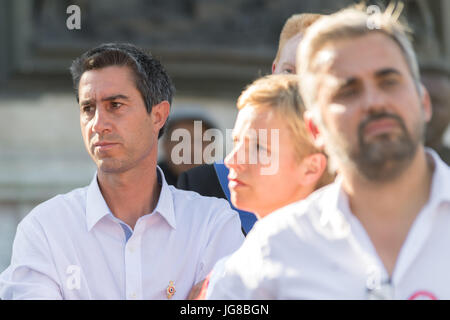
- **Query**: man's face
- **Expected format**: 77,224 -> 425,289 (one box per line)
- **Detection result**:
79,65 -> 160,174
311,33 -> 431,181
163,120 -> 212,175
272,33 -> 302,75
422,72 -> 450,148
224,106 -> 305,218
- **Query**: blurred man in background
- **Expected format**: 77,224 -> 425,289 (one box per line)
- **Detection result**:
272,13 -> 322,75
158,113 -> 218,185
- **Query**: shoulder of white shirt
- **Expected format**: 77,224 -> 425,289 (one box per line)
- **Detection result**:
20,177 -> 238,229
21,186 -> 87,225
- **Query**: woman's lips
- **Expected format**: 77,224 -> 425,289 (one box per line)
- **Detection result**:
228,178 -> 247,189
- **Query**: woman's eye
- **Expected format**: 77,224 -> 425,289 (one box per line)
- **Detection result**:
282,69 -> 294,74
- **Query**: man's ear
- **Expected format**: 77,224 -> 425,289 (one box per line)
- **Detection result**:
419,83 -> 432,123
298,153 -> 327,187
151,100 -> 170,133
303,109 -> 325,149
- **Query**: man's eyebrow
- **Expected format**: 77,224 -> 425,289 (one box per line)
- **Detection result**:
101,94 -> 130,102
80,95 -> 130,105
80,99 -> 94,106
375,68 -> 401,78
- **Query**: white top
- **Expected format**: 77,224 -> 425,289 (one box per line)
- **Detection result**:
207,150 -> 450,300
0,167 -> 244,300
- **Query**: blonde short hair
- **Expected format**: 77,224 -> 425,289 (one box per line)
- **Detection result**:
273,13 -> 323,65
237,74 -> 335,189
298,2 -> 420,110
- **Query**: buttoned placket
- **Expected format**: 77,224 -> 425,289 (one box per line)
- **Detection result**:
389,151 -> 448,297
335,187 -> 391,298
124,218 -> 145,300
389,193 -> 441,289
339,186 -> 443,299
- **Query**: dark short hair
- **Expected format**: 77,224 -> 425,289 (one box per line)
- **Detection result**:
164,114 -> 217,138
70,43 -> 175,138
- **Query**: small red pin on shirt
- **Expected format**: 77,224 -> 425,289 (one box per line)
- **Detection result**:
166,281 -> 176,299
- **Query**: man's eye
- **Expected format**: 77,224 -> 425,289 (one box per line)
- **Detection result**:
111,102 -> 123,109
335,87 -> 359,99
82,105 -> 93,113
380,78 -> 398,88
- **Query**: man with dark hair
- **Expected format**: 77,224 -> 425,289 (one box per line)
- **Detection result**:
158,112 -> 218,185
0,43 -> 244,299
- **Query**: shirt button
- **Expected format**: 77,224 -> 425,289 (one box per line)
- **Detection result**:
128,246 -> 135,253
130,292 -> 137,299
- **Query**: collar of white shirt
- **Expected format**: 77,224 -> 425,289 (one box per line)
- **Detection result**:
85,166 -> 176,231
313,148 -> 450,239
334,148 -> 450,214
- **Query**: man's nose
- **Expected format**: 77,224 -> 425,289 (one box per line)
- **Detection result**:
92,107 -> 111,134
362,85 -> 388,114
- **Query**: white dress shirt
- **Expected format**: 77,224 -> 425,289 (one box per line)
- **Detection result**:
0,167 -> 244,300
207,150 -> 450,300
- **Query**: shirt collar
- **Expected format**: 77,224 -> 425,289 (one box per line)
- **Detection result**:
86,173 -> 112,231
153,166 -> 177,230
86,166 -> 177,231
424,147 -> 450,205
315,175 -> 351,238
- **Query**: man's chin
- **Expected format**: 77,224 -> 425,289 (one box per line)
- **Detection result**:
354,140 -> 417,182
95,158 -> 129,174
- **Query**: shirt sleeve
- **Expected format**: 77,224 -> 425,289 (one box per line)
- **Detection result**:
0,216 -> 63,300
196,200 -> 245,283
206,221 -> 278,300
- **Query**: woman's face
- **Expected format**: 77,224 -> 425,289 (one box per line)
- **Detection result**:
225,105 -> 308,218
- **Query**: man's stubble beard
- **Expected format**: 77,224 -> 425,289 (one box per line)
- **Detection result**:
322,112 -> 425,183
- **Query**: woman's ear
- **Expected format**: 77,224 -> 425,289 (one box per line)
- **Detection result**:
298,153 -> 327,187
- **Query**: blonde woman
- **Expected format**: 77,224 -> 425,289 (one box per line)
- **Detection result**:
189,74 -> 335,299
225,74 -> 334,218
